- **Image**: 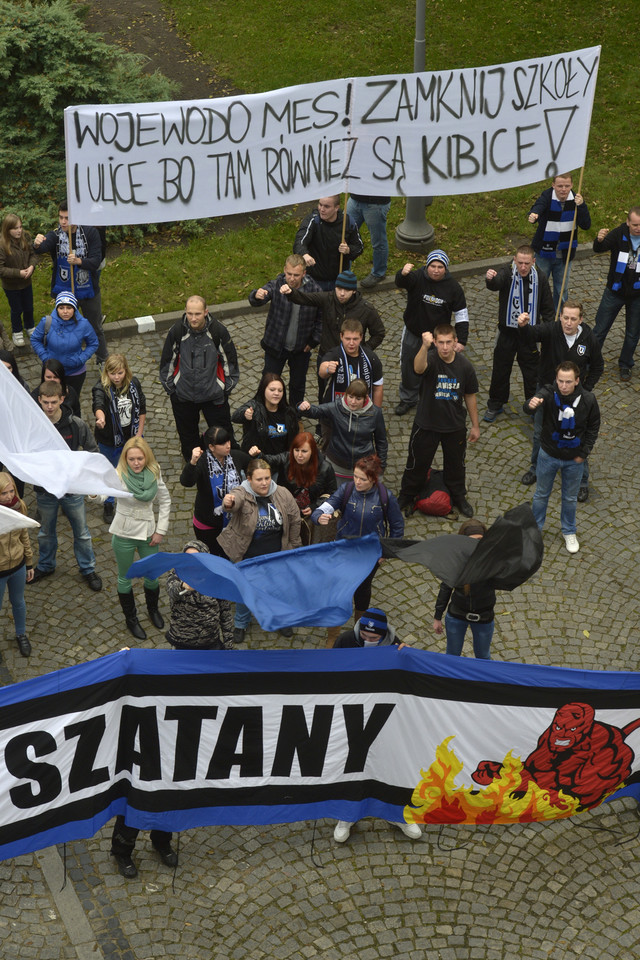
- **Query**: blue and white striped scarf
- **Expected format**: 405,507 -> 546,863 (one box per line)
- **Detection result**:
507,263 -> 539,328
612,233 -> 640,293
539,190 -> 576,259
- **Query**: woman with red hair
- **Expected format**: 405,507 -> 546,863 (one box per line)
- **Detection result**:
266,432 -> 337,544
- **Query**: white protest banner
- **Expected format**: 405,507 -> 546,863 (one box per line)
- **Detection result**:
65,47 -> 600,226
0,362 -> 130,499
2,647 -> 640,861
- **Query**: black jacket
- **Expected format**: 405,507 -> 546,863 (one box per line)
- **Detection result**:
435,580 -> 496,623
293,209 -> 363,283
91,377 -> 147,446
486,264 -> 554,331
232,399 -> 299,456
529,187 -> 591,262
180,448 -> 251,525
286,287 -> 385,356
593,223 -> 640,300
263,451 -> 337,510
159,314 -> 239,404
395,268 -> 469,343
523,321 -> 604,391
524,383 -> 600,460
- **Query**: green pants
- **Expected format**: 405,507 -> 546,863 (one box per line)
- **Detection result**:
112,534 -> 159,593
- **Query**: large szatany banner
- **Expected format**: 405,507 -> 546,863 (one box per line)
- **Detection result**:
64,47 -> 600,226
1,645 -> 639,861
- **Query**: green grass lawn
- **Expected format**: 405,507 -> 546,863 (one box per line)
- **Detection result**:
63,0 -> 638,321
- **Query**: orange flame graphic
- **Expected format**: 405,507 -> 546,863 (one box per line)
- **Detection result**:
404,737 -> 581,825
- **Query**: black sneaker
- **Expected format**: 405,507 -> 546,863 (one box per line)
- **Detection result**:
103,501 -> 115,523
454,498 -> 474,518
397,494 -> 417,518
30,567 -> 54,584
394,400 -> 415,416
83,571 -> 103,592
16,635 -> 31,657
521,469 -> 537,486
577,485 -> 589,503
279,627 -> 293,637
112,853 -> 138,879
620,366 -> 631,382
233,627 -> 246,644
154,844 -> 178,868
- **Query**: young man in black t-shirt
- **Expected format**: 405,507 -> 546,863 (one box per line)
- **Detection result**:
398,324 -> 480,519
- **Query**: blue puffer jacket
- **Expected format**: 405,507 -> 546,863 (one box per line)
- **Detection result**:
311,481 -> 404,540
31,308 -> 99,375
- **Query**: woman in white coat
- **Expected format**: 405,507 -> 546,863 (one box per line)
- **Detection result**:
110,437 -> 171,639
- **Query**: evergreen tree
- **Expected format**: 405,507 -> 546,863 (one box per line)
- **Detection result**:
0,0 -> 176,227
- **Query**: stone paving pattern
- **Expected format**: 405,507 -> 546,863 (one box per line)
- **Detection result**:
1,253 -> 640,959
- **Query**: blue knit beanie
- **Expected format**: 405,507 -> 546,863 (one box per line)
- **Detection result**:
335,270 -> 358,290
55,291 -> 78,310
426,249 -> 450,269
359,608 -> 388,636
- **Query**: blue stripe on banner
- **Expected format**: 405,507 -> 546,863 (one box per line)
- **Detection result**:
2,648 -> 640,860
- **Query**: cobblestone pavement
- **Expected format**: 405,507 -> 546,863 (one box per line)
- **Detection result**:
2,253 -> 640,959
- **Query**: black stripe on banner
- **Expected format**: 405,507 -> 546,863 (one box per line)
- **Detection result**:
0,780 -> 412,847
3,671 -> 640,729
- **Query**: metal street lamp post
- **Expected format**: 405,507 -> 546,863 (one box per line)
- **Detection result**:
394,0 -> 435,252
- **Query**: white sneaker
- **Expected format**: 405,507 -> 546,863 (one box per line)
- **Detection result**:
12,331 -> 24,347
563,533 -> 580,554
333,820 -> 353,842
391,821 -> 422,840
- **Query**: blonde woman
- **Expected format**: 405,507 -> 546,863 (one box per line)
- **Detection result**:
111,438 -> 171,640
92,353 -> 147,523
0,472 -> 34,657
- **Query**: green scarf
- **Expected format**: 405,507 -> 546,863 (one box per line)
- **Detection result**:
124,466 -> 158,501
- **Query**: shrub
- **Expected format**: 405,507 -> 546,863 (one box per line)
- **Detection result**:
0,0 -> 176,231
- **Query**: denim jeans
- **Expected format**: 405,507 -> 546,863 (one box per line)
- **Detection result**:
531,448 -> 584,535
36,491 -> 96,574
0,563 -> 27,634
535,256 -> 570,313
530,399 -> 589,485
346,198 -> 390,278
445,612 -> 493,659
98,442 -> 123,506
593,287 -> 640,369
234,602 -> 253,629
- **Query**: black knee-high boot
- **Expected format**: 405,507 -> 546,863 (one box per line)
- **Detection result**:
118,591 -> 147,640
144,585 -> 165,629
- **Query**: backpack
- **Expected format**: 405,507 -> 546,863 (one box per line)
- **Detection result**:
414,469 -> 452,516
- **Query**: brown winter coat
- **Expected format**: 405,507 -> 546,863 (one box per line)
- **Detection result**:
217,482 -> 302,563
0,499 -> 34,573
0,237 -> 39,291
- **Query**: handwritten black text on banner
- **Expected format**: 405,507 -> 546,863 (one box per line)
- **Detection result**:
64,47 -> 600,225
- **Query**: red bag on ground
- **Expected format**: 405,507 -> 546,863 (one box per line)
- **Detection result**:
414,469 -> 452,516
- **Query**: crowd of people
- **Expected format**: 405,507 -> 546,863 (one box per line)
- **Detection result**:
1,182 -> 636,649
0,182 -> 636,871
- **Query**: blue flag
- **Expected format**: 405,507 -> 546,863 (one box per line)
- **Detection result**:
128,534 -> 381,630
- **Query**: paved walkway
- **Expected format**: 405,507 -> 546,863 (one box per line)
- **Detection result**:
2,253 -> 640,959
